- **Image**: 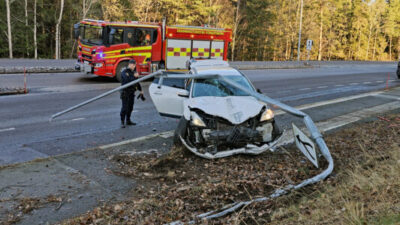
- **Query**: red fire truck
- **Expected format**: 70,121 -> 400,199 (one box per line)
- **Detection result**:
74,19 -> 232,81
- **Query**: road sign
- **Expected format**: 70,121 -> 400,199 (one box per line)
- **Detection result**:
292,123 -> 318,168
306,39 -> 313,51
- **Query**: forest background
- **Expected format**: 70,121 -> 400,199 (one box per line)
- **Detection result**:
1,0 -> 400,61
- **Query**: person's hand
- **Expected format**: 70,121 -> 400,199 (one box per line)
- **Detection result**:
140,91 -> 144,95
134,73 -> 139,78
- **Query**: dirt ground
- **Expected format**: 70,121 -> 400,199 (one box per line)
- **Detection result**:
51,112 -> 400,225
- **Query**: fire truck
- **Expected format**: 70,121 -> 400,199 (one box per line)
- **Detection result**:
73,19 -> 232,81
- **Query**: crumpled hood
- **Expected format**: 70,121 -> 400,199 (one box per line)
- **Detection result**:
184,96 -> 265,125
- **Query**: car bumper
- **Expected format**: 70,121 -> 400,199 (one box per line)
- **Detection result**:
180,131 -> 284,159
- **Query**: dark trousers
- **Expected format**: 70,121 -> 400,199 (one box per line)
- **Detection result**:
120,94 -> 135,122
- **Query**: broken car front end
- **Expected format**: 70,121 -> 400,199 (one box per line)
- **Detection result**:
180,107 -> 283,157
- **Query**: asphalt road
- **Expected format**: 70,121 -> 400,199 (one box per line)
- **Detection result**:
0,64 -> 399,166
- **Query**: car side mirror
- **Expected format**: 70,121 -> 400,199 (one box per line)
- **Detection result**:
177,90 -> 189,98
257,88 -> 262,94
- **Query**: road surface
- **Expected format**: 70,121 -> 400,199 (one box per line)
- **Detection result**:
0,64 -> 399,166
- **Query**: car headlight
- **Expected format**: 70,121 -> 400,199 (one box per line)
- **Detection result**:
260,108 -> 274,121
191,111 -> 206,127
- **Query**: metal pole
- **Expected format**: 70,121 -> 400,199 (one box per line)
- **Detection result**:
50,70 -> 163,121
297,0 -> 303,61
24,67 -> 27,93
168,74 -> 334,224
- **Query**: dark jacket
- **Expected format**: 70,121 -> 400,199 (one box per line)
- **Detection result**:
120,67 -> 142,96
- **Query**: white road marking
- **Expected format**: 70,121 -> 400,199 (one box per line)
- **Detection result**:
0,127 -> 16,133
389,80 -> 396,82
99,130 -> 174,150
349,83 -> 359,85
299,88 -> 311,91
363,81 -> 371,84
274,90 -> 384,115
376,81 -> 384,83
317,86 -> 328,89
335,84 -> 344,87
70,117 -> 85,121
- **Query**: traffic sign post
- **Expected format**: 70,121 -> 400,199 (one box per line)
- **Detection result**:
306,39 -> 313,61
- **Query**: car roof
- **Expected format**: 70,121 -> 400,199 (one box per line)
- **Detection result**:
192,66 -> 242,76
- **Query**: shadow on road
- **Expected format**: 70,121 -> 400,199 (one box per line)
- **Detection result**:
77,75 -> 117,84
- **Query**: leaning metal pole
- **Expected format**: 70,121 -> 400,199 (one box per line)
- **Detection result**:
50,70 -> 163,121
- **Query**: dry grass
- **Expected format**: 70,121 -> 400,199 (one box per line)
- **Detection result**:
268,144 -> 400,225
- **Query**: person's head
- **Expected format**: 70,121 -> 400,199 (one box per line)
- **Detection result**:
128,59 -> 136,70
145,34 -> 150,41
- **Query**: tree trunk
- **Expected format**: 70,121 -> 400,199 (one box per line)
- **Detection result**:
34,0 -> 37,59
25,0 -> 28,26
366,21 -> 373,60
6,0 -> 13,59
297,0 -> 303,61
25,0 -> 29,57
372,28 -> 377,60
83,0 -> 85,18
55,0 -> 65,59
318,0 -> 323,61
389,36 -> 392,61
231,0 -> 241,61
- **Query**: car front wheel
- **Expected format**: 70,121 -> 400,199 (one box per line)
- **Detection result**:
173,117 -> 188,146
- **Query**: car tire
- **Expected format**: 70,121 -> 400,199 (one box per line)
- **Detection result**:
397,68 -> 400,79
115,61 -> 128,82
173,117 -> 188,146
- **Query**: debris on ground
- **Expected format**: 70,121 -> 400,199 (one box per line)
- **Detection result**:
1,195 -> 65,224
30,114 -> 400,224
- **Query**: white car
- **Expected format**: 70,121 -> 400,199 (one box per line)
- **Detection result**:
149,60 -> 282,157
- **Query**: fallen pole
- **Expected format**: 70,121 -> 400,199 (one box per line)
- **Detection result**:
50,70 -> 163,121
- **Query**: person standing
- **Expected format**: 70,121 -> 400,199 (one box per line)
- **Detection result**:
120,59 -> 143,128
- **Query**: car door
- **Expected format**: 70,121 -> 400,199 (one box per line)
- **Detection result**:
149,77 -> 189,118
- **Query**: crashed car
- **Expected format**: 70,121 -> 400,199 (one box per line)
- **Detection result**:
149,60 -> 282,158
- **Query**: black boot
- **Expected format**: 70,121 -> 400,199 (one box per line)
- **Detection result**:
121,120 -> 126,128
126,120 -> 136,126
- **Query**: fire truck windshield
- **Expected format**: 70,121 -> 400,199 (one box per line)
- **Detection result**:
80,25 -> 103,45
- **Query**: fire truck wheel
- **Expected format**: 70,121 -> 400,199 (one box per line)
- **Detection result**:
116,61 -> 128,82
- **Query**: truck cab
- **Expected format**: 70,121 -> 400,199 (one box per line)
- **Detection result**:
74,19 -> 232,81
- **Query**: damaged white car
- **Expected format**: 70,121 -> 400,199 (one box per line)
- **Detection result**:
149,60 -> 283,158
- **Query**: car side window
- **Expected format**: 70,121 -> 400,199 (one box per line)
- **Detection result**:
152,78 -> 185,89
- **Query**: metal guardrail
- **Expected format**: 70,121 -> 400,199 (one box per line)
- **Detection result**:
50,70 -> 334,224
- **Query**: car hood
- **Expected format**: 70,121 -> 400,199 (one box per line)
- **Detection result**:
184,96 -> 265,125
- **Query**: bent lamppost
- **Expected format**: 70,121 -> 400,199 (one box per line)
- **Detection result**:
51,70 -> 334,224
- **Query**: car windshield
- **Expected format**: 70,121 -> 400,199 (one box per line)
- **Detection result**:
192,75 -> 254,98
80,25 -> 103,45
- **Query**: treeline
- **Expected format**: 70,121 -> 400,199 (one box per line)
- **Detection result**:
1,0 -> 400,61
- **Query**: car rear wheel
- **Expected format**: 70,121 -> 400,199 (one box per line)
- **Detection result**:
115,61 -> 128,82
